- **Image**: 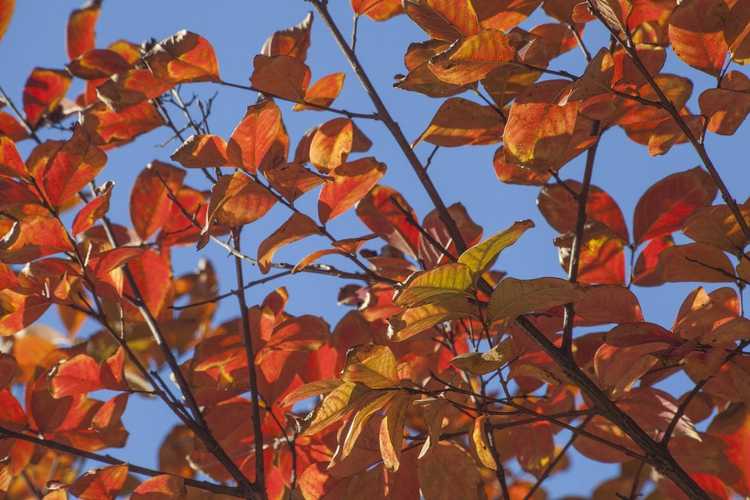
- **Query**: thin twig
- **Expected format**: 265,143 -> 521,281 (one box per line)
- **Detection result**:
0,84 -> 41,144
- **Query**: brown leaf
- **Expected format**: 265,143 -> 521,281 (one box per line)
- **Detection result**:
261,12 -> 313,61
404,0 -> 481,41
668,0 -> 729,75
417,442 -> 482,500
251,54 -> 311,102
293,72 -> 346,111
699,71 -> 750,135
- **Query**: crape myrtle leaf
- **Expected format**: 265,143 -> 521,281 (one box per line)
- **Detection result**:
683,201 -> 750,253
0,135 -> 28,178
72,180 -> 113,236
700,71 -> 750,135
341,391 -> 397,459
538,181 -> 629,242
668,0 -> 728,76
158,186 -> 208,247
633,167 -> 716,245
257,213 -> 322,273
0,0 -> 14,43
130,161 -> 186,241
472,0 -> 542,31
0,389 -> 26,431
123,249 -> 172,317
67,49 -> 130,80
353,0 -> 404,20
50,354 -> 101,398
415,97 -> 504,147
342,344 -> 399,389
0,215 -> 72,264
404,0 -> 480,42
379,393 -> 411,470
575,284 -> 643,325
555,222 -> 626,285
493,147 -> 551,185
457,219 -> 533,276
481,63 -> 542,108
395,263 -> 473,307
428,30 -> 514,85
96,69 -> 174,112
655,243 -> 735,283
395,40 -> 470,98
256,315 -> 329,364
81,101 -> 163,148
303,381 -> 367,436
471,415 -> 496,470
280,379 -> 342,407
605,322 -> 679,347
203,170 -> 275,235
309,118 -> 371,171
293,72 -> 345,111
38,131 -> 107,208
594,342 -> 665,397
419,203 -> 483,269
525,23 -> 580,66
264,162 -> 325,201
251,54 -> 311,102
0,354 -> 17,389
261,12 -> 312,61
170,134 -> 228,168
23,68 -> 72,128
488,277 -> 584,323
318,157 -> 385,222
707,404 -> 750,495
0,111 -> 28,142
144,30 -> 220,83
159,426 -> 194,478
0,291 -> 50,336
132,475 -> 186,500
388,296 -> 475,341
504,79 -> 581,171
227,99 -> 288,174
67,0 -> 101,60
725,0 -> 750,64
633,236 -> 674,286
70,464 -> 128,500
418,441 -> 482,500
451,337 -> 514,374
356,185 -> 421,259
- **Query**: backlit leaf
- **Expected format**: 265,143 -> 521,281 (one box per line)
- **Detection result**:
389,295 -> 475,341
67,0 -> 101,60
226,99 -> 288,174
171,134 -> 228,168
251,54 -> 311,102
257,213 -> 322,273
353,0 -> 404,20
404,0 -> 481,41
23,68 -> 72,128
488,277 -> 584,323
668,0 -> 729,75
418,442 -> 482,500
261,12 -> 313,61
457,219 -> 534,276
428,30 -> 514,85
415,97 -> 504,147
70,465 -> 128,500
81,101 -> 163,148
395,263 -> 473,307
144,30 -> 220,83
72,181 -> 113,236
0,0 -> 14,43
342,344 -> 399,389
318,157 -> 385,222
132,475 -> 186,500
130,161 -> 185,241
293,72 -> 345,111
699,71 -> 750,135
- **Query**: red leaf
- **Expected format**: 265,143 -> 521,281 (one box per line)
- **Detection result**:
70,464 -> 129,500
319,157 -> 386,222
668,0 -> 729,75
50,354 -> 102,399
293,72 -> 346,111
251,54 -> 311,102
132,475 -> 186,500
357,185 -> 421,259
261,13 -> 313,62
258,213 -> 322,273
226,99 -> 288,173
124,249 -> 172,317
144,30 -> 220,83
352,0 -> 404,21
68,49 -> 130,80
203,171 -> 276,236
81,101 -> 163,148
130,161 -> 186,241
0,111 -> 28,142
22,68 -> 72,128
0,135 -> 27,178
171,134 -> 228,168
633,167 -> 717,245
72,181 -> 113,236
67,0 -> 102,60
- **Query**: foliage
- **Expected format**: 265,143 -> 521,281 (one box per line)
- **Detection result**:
0,0 -> 750,498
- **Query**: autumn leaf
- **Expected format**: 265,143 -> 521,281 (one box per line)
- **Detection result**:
67,0 -> 101,60
342,344 -> 399,389
415,97 -> 504,147
203,171 -> 276,237
318,157 -> 385,222
309,118 -> 372,171
130,161 -> 185,241
395,263 -> 473,307
404,0 -> 481,41
22,68 -> 71,128
70,465 -> 129,500
0,0 -> 14,43
72,181 -> 113,236
67,49 -> 130,80
488,277 -> 584,323
261,12 -> 313,61
353,0 -> 404,20
699,71 -> 750,135
257,213 -> 322,273
251,54 -> 311,102
428,30 -> 514,85
293,72 -> 346,111
226,99 -> 288,173
144,30 -> 220,83
668,0 -> 729,75
417,442 -> 483,500
171,134 -> 228,168
457,219 -> 534,277
81,101 -> 164,148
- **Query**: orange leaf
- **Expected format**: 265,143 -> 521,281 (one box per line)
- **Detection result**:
404,0 -> 481,41
97,68 -> 175,112
492,147 -> 550,185
318,157 -> 386,222
707,404 -> 750,495
261,12 -> 313,62
0,135 -> 27,178
251,54 -> 311,102
70,465 -> 129,500
50,354 -> 102,398
144,30 -> 220,83
356,185 -> 421,259
668,0 -> 729,75
204,171 -> 276,234
725,0 -> 750,64
264,162 -> 326,201
395,40 -> 470,98
171,134 -> 228,168
310,118 -> 357,171
416,97 -> 504,147
37,131 -> 107,207
0,0 -> 13,43
428,29 -> 514,85
472,0 -> 541,31
257,213 -> 322,273
0,111 -> 28,142
633,235 -> 674,286
124,249 -> 172,317
132,475 -> 186,500
538,180 -> 629,241
504,80 -> 582,171
130,161 -> 186,241
68,49 -> 130,80
555,223 -> 626,285
67,0 -> 101,60
0,215 -> 72,264
81,101 -> 163,148
293,72 -> 346,111
633,167 -> 717,245
72,181 -> 113,236
683,201 -> 750,252
226,99 -> 288,174
656,243 -> 736,283
22,68 -> 72,128
352,0 -> 404,20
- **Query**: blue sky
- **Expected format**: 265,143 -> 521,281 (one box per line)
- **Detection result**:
2,0 -> 748,497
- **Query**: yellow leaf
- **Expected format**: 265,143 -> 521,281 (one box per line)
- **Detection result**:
458,219 -> 534,276
379,393 -> 412,471
472,416 -> 496,470
304,381 -> 366,436
389,296 -> 476,341
342,344 -> 399,389
341,392 -> 396,459
451,338 -> 515,375
488,277 -> 583,323
395,263 -> 473,308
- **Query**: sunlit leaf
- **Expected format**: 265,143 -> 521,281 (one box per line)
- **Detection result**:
22,68 -> 71,128
257,213 -> 322,273
67,0 -> 101,60
457,219 -> 533,276
226,99 -> 288,174
293,72 -> 346,111
428,30 -> 514,85
488,277 -> 584,323
668,0 -> 729,75
415,97 -> 504,147
318,157 -> 385,222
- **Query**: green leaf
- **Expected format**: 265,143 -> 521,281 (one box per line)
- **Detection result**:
458,219 -> 534,276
